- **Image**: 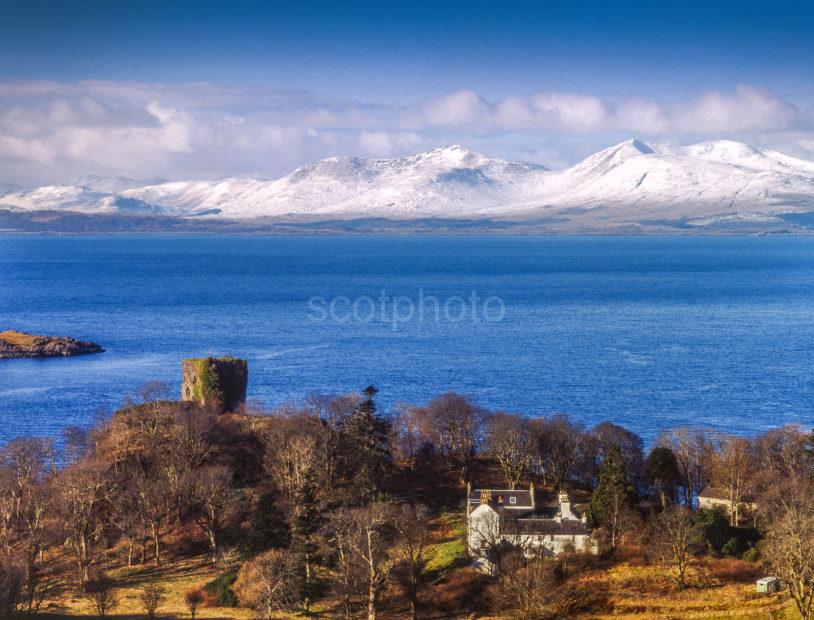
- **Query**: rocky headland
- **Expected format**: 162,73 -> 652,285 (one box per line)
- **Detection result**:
0,330 -> 104,359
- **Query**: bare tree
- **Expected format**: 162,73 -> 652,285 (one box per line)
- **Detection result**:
407,393 -> 485,485
131,466 -> 171,565
484,413 -> 534,489
58,461 -> 113,582
83,572 -> 118,618
170,405 -> 217,472
133,381 -> 173,440
188,465 -> 236,563
265,429 -> 327,506
0,438 -> 56,611
307,392 -> 359,484
234,548 -> 300,618
657,428 -> 711,507
647,507 -> 697,590
753,426 -> 812,491
328,502 -> 396,620
532,414 -> 589,491
265,421 -> 327,606
323,511 -> 365,620
139,581 -> 166,619
392,503 -> 432,620
184,588 -> 205,619
709,434 -> 756,526
496,551 -> 582,620
762,478 -> 814,620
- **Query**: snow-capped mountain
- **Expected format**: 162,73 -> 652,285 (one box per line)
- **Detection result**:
3,140 -> 814,229
123,145 -> 548,218
0,184 -> 163,214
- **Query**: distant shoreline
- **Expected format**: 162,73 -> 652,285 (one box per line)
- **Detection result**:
0,210 -> 811,236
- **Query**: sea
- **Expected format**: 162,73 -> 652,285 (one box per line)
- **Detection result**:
1,234 -> 813,445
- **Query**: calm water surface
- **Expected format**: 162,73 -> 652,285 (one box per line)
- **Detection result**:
1,234 -> 813,444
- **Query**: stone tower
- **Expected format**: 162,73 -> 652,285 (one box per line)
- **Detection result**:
181,356 -> 248,414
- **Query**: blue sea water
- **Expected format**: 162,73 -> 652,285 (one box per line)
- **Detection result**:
1,234 -> 813,445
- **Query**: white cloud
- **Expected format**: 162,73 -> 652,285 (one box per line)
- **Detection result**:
0,79 -> 811,184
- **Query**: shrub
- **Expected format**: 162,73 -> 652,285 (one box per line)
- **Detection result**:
203,570 -> 238,607
742,545 -> 760,562
0,558 -> 24,616
721,537 -> 741,557
708,558 -> 762,583
185,588 -> 205,619
234,548 -> 299,618
139,581 -> 166,619
83,572 -> 118,618
694,507 -> 730,553
425,568 -> 488,616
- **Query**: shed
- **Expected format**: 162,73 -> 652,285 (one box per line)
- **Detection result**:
756,576 -> 781,593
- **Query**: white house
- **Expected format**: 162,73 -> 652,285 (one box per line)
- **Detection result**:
698,487 -> 758,525
467,485 -> 597,571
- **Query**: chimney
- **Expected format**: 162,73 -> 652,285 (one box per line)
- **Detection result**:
479,490 -> 492,505
559,492 -> 574,521
581,513 -> 588,524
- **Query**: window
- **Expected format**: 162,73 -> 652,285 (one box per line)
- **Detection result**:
509,497 -> 517,505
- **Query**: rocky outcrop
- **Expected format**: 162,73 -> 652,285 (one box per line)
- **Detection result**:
0,330 -> 104,359
181,357 -> 248,414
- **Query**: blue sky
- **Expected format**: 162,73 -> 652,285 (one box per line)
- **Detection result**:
1,0 -> 813,183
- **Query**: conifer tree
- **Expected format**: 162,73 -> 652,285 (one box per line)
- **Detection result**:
290,470 -> 321,609
589,445 -> 638,549
341,386 -> 392,500
248,493 -> 291,553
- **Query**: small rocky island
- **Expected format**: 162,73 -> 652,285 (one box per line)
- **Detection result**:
0,330 -> 104,359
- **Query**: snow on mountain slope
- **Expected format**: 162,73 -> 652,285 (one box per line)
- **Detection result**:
2,140 -> 814,226
0,184 -> 163,214
72,175 -> 170,194
529,140 -> 814,220
124,145 -> 549,217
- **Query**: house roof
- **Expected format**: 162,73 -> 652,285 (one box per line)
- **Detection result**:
512,518 -> 590,536
469,489 -> 533,508
699,487 -> 756,503
699,487 -> 730,500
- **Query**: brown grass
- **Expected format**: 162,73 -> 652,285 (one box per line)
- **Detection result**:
0,329 -> 41,346
574,559 -> 793,619
39,556 -> 258,619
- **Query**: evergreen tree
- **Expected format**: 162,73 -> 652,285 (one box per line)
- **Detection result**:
341,386 -> 392,500
247,493 -> 291,553
590,445 -> 638,549
645,447 -> 682,508
290,471 -> 322,609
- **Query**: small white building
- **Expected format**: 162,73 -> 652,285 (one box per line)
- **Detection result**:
467,486 -> 597,571
698,487 -> 757,523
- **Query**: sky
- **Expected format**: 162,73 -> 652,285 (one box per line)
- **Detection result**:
1,0 -> 813,184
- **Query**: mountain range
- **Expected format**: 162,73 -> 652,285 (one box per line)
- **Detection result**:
3,139 -> 814,232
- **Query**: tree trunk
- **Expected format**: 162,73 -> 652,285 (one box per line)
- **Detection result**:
151,523 -> 161,565
367,583 -> 377,620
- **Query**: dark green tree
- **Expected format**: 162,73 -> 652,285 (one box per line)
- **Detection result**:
290,472 -> 322,609
645,447 -> 682,508
341,386 -> 392,500
247,493 -> 291,553
589,445 -> 638,549
693,506 -> 730,553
